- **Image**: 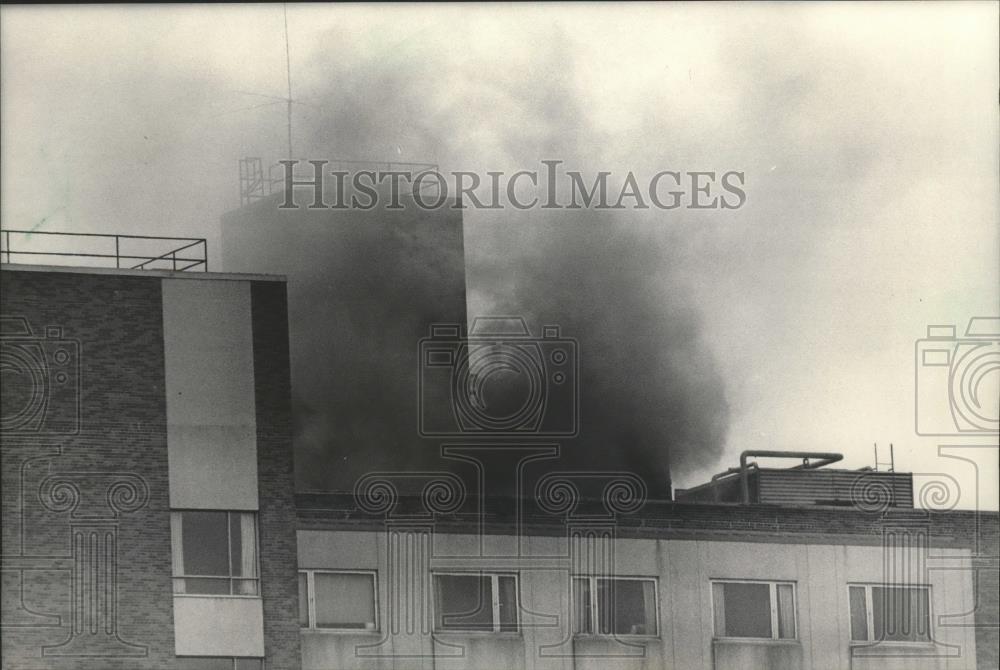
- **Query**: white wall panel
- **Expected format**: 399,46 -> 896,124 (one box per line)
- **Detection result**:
173,596 -> 265,656
162,278 -> 258,510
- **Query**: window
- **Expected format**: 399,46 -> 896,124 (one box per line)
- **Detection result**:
175,658 -> 262,670
712,580 -> 796,640
849,584 -> 931,643
299,570 -> 378,631
433,573 -> 518,633
572,577 -> 658,636
170,511 -> 258,596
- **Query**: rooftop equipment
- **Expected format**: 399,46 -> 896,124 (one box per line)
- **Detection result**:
675,450 -> 913,508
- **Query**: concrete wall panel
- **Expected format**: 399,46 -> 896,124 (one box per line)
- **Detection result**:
173,596 -> 265,656
162,278 -> 258,510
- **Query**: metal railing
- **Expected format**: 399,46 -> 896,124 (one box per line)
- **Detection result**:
0,230 -> 208,272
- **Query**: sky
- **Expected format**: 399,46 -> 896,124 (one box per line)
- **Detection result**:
2,3 -> 998,509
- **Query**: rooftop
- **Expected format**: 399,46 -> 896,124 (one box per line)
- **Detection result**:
294,491 -> 995,549
1,262 -> 284,283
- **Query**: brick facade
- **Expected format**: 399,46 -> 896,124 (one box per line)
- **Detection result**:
1,270 -> 174,669
1,268 -> 299,669
2,266 -> 997,669
252,281 -> 301,670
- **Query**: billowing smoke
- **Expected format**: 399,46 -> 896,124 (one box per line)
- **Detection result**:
469,214 -> 729,497
222,195 -> 468,492
7,6 -> 996,505
281,27 -> 730,498
4,9 -> 733,499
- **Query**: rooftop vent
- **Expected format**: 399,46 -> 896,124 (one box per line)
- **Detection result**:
675,450 -> 914,509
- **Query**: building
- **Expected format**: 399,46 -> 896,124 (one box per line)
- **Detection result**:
1,259 -> 299,669
295,483 -> 997,670
2,217 -> 998,669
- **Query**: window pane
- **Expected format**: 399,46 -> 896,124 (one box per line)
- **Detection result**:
596,579 -> 613,635
872,587 -> 891,641
183,577 -> 231,595
849,586 -> 868,641
573,578 -> 592,634
873,586 -> 930,642
712,583 -> 726,637
315,573 -> 376,629
181,511 -> 229,577
171,514 -> 186,593
435,575 -> 494,631
298,573 -> 309,627
229,514 -> 241,577
498,575 -> 518,632
718,582 -> 772,638
175,659 -> 233,670
597,579 -> 656,635
776,584 -> 795,639
910,588 -> 931,641
233,514 -> 258,595
233,578 -> 258,597
641,581 -> 657,636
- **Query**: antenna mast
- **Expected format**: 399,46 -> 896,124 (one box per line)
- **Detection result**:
284,4 -> 293,159
236,5 -> 321,205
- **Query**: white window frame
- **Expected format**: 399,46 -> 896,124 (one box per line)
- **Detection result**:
299,569 -> 379,633
710,579 -> 797,641
432,571 -> 520,634
571,575 -> 660,638
171,510 -> 260,598
847,583 -> 933,644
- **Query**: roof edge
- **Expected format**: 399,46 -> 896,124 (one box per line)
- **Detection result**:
1,263 -> 286,282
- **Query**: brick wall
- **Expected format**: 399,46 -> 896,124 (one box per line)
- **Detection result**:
251,280 -> 301,670
972,511 -> 1000,670
1,269 -> 175,669
1,269 -> 301,670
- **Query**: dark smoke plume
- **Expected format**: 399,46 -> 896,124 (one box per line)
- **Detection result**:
470,213 -> 730,497
280,28 -> 730,498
